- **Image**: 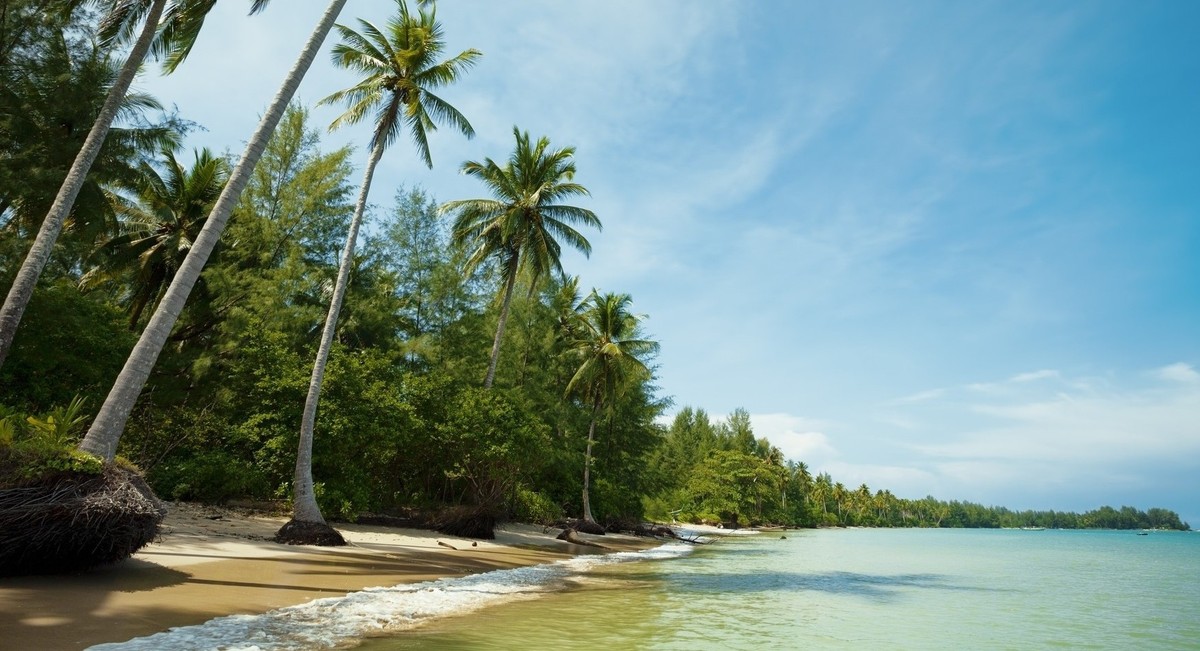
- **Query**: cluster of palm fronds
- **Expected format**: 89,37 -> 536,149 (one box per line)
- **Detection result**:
0,464 -> 165,576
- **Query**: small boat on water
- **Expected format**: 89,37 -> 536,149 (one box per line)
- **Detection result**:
1020,526 -> 1046,531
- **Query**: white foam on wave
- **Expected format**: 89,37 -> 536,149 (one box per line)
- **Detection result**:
87,542 -> 692,651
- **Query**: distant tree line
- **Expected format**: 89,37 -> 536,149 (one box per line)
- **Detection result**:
643,408 -> 1190,531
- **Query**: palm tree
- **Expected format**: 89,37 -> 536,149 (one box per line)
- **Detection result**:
442,127 -> 601,389
1,26 -> 180,246
80,147 -> 229,330
565,291 -> 658,524
277,0 -> 479,543
79,0 -> 348,462
833,481 -> 847,523
0,0 -> 268,369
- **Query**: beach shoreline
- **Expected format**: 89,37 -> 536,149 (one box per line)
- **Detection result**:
0,502 -> 657,650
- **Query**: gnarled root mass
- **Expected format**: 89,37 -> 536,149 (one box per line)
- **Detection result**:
274,519 -> 347,546
0,464 -> 166,576
435,505 -> 498,540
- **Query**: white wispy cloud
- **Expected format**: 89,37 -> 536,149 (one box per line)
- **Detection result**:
1155,362 -> 1200,384
748,413 -> 838,464
1009,369 -> 1060,383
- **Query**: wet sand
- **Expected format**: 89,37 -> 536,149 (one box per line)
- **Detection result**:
0,503 -> 652,650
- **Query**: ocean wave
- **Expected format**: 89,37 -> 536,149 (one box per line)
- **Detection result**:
87,543 -> 692,651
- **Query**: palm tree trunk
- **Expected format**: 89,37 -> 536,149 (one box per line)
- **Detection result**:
581,397 -> 599,523
482,263 -> 518,389
290,137 -> 384,525
0,0 -> 166,370
79,0 -> 348,461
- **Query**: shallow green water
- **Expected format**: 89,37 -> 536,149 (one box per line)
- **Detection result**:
358,529 -> 1200,650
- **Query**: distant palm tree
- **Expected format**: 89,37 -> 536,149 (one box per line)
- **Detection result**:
80,147 -> 229,330
80,0 -> 348,462
565,291 -> 658,523
442,128 -> 601,389
0,0 -> 269,369
277,0 -> 479,541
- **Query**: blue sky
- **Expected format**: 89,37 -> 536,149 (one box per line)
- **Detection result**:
136,1 -> 1200,524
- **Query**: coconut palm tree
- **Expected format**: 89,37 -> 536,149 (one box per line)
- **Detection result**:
80,147 -> 229,330
565,291 -> 658,524
0,0 -> 269,369
276,0 -> 480,543
442,128 -> 601,389
1,26 -> 180,247
79,0 -> 348,462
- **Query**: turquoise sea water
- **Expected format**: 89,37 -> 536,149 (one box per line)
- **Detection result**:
92,528 -> 1200,650
361,528 -> 1200,650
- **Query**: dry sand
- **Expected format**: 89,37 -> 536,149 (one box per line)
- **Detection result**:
0,503 -> 655,650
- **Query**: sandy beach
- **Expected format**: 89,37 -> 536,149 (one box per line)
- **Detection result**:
0,503 -> 655,650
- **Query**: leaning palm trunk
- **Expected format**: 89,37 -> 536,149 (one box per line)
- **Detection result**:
482,264 -> 518,389
287,138 -> 384,529
581,398 -> 600,523
0,0 -> 167,370
79,0 -> 348,461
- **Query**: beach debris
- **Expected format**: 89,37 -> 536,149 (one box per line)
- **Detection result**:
556,528 -> 606,548
437,540 -> 458,550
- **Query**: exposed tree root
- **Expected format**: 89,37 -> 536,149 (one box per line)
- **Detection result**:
0,464 -> 166,576
273,519 -> 347,546
435,505 -> 497,540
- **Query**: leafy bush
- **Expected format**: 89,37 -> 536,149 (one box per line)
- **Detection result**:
150,450 -> 270,503
435,387 -> 552,510
0,281 -> 134,412
512,487 -> 563,524
0,400 -> 103,486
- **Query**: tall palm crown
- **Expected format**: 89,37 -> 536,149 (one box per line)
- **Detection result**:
566,291 -> 659,408
81,147 -> 228,330
320,1 -> 479,167
446,127 -> 600,287
442,127 -> 601,388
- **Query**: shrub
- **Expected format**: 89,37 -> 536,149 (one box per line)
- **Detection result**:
512,487 -> 562,525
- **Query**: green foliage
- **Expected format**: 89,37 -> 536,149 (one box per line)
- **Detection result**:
151,450 -> 269,503
512,487 -> 563,525
320,0 -> 480,165
434,386 -> 552,508
0,280 -> 135,412
23,395 -> 89,447
80,147 -> 230,330
0,402 -> 103,486
0,3 -> 183,265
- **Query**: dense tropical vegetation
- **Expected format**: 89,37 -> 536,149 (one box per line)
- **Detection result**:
0,0 -> 1187,573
